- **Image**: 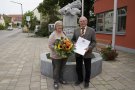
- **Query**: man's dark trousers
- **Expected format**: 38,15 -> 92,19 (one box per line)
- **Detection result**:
76,55 -> 91,83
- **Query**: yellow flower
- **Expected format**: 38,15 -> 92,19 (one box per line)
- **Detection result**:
58,44 -> 62,49
54,37 -> 75,58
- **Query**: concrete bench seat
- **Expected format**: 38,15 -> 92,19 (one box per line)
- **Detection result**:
40,52 -> 102,82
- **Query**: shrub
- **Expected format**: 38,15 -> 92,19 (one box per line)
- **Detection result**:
0,24 -> 5,30
35,22 -> 49,37
100,45 -> 118,61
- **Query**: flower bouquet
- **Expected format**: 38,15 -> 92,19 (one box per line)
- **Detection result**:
54,37 -> 74,58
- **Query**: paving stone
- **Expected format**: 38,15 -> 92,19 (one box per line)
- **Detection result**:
73,86 -> 82,90
94,84 -> 108,90
0,79 -> 11,84
0,32 -> 135,90
41,82 -> 47,86
30,82 -> 40,88
31,76 -> 41,82
16,81 -> 30,87
108,80 -> 127,90
15,86 -> 29,90
41,85 -> 47,89
91,79 -> 102,85
100,80 -> 108,85
30,87 -> 40,90
104,84 -> 114,90
6,86 -> 15,90
62,84 -> 75,90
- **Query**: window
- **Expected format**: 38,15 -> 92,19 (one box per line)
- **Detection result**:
48,24 -> 55,32
118,8 -> 127,32
104,11 -> 113,32
96,13 -> 104,31
96,7 -> 127,34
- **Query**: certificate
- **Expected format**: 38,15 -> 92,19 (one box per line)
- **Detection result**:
74,37 -> 91,56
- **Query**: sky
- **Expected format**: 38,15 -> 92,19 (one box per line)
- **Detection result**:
0,0 -> 43,15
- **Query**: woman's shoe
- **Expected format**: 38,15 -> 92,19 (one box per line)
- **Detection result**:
54,83 -> 59,89
84,82 -> 89,88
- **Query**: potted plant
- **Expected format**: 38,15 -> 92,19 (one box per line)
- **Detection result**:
100,45 -> 118,61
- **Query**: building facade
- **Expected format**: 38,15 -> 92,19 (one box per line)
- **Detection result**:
94,0 -> 135,53
33,7 -> 41,21
8,14 -> 22,28
0,14 -> 5,26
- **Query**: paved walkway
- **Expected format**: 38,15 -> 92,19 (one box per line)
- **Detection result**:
0,33 -> 135,90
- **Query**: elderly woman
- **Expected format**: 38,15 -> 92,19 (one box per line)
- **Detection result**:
48,20 -> 67,89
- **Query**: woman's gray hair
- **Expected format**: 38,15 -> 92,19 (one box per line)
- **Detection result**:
54,20 -> 63,30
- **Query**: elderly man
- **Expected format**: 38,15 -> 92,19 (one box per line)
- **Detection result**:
72,16 -> 96,88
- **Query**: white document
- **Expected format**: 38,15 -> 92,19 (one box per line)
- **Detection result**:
74,37 -> 91,56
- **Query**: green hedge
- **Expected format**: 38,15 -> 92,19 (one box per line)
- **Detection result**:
0,24 -> 5,30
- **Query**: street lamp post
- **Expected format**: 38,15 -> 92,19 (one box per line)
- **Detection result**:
10,1 -> 23,27
81,0 -> 84,16
112,0 -> 117,49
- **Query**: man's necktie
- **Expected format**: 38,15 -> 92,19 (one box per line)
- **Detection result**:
81,28 -> 85,36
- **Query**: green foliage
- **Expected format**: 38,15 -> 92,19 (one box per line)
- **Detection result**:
22,11 -> 33,25
58,0 -> 73,8
46,53 -> 51,59
35,22 -> 49,37
3,14 -> 11,28
38,0 -> 59,16
37,0 -> 60,36
0,24 -> 5,30
37,0 -> 60,23
37,0 -> 95,35
22,11 -> 39,31
29,17 -> 38,31
100,46 -> 118,61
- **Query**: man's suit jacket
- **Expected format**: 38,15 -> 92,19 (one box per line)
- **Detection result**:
72,26 -> 96,58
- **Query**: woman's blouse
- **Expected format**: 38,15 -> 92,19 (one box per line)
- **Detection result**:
48,31 -> 66,59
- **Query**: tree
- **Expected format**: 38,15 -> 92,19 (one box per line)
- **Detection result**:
36,0 -> 95,36
37,0 -> 60,23
37,0 -> 60,37
3,14 -> 11,28
38,0 -> 95,24
86,0 -> 95,27
0,24 -> 5,30
23,11 -> 38,31
58,0 -> 73,8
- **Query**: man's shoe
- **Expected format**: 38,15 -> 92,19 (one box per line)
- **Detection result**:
84,82 -> 89,88
54,83 -> 59,89
74,81 -> 82,86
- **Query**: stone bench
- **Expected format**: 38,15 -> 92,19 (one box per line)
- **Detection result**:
40,52 -> 102,82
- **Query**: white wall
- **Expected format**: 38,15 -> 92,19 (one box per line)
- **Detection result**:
0,16 -> 5,26
33,8 -> 41,21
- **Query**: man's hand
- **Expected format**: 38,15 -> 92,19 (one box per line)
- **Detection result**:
85,47 -> 92,53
